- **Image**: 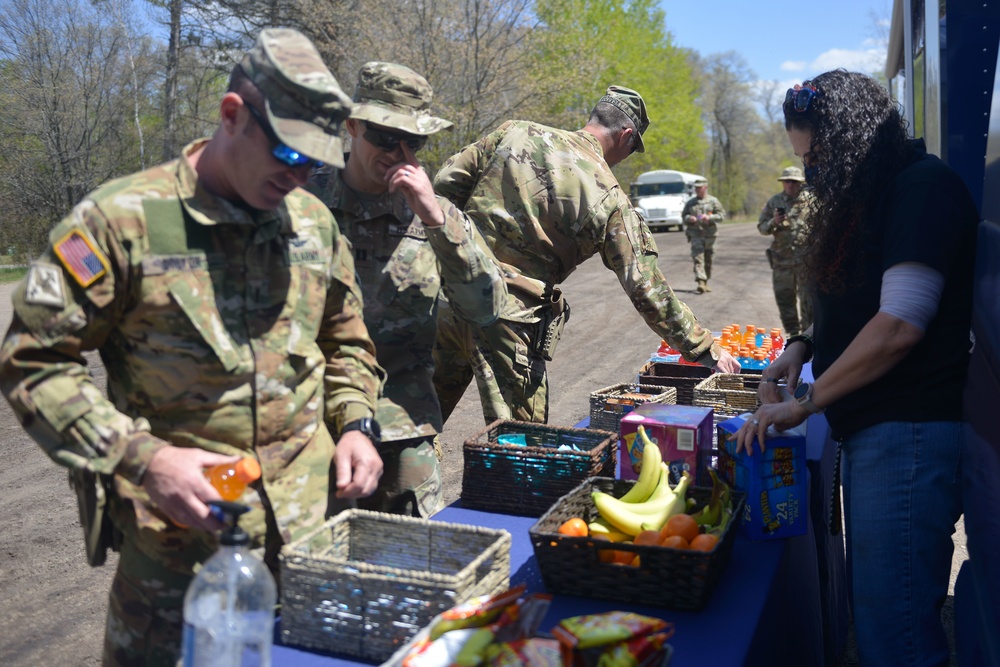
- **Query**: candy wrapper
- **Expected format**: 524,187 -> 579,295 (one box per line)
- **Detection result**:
402,586 -> 551,667
484,637 -> 562,667
552,612 -> 674,667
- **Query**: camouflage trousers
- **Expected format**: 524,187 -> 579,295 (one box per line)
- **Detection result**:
771,258 -> 812,336
433,301 -> 548,425
686,231 -> 716,283
329,437 -> 443,517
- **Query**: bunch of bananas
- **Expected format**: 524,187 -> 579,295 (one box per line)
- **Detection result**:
588,426 -> 734,540
589,426 -> 690,537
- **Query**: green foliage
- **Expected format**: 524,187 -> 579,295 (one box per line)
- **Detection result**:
531,0 -> 706,186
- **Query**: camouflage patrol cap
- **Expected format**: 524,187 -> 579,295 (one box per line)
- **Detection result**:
351,62 -> 453,136
778,166 -> 806,182
599,85 -> 650,153
240,28 -> 352,167
693,178 -> 708,186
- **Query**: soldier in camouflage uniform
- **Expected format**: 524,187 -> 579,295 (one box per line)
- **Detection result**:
758,166 -> 814,336
432,86 -> 740,424
0,29 -> 385,667
681,178 -> 726,293
310,62 -> 505,517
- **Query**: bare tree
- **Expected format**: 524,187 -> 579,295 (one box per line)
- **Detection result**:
0,0 -> 161,257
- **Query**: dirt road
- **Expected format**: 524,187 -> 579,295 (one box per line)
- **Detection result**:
0,220 -> 964,665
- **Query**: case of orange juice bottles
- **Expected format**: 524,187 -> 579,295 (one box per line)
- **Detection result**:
206,458 -> 262,501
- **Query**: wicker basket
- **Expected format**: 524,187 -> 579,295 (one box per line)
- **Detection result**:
462,420 -> 617,517
528,477 -> 745,611
693,373 -> 762,458
589,383 -> 678,433
637,362 -> 714,405
279,509 -> 511,662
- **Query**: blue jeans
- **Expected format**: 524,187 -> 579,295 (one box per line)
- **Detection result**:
842,421 -> 963,667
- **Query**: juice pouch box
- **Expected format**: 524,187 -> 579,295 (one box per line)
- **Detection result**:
716,416 -> 807,541
619,404 -> 713,485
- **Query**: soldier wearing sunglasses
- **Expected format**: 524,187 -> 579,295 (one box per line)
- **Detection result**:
0,29 -> 385,665
431,86 -> 739,426
310,62 -> 505,518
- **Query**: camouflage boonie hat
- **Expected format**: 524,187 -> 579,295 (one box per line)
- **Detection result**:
351,62 -> 453,136
599,85 -> 650,152
778,166 -> 806,182
240,28 -> 352,167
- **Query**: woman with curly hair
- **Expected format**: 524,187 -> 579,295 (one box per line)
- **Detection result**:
736,69 -> 978,665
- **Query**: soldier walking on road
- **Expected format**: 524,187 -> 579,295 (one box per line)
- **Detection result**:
758,166 -> 815,336
681,178 -> 725,293
309,62 -> 505,517
432,85 -> 739,425
0,29 -> 384,666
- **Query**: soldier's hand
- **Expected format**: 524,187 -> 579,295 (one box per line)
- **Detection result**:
713,349 -> 742,374
387,142 -> 444,227
333,431 -> 384,499
774,210 -> 787,225
144,446 -> 239,531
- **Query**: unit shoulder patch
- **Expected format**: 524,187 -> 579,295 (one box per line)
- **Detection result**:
24,263 -> 65,307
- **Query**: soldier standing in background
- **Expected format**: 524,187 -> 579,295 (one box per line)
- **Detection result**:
0,29 -> 384,666
432,85 -> 739,425
310,62 -> 505,517
681,177 -> 725,293
758,166 -> 814,336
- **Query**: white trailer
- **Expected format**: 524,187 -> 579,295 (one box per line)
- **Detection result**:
629,170 -> 705,232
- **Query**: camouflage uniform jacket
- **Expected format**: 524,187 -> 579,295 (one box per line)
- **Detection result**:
434,120 -> 718,364
0,140 -> 384,556
681,194 -> 725,237
313,163 -> 504,441
758,190 -> 814,260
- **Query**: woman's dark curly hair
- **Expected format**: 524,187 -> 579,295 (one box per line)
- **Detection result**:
783,69 -> 914,292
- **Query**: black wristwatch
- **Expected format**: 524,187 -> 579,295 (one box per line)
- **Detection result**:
793,382 -> 825,414
341,417 -> 381,446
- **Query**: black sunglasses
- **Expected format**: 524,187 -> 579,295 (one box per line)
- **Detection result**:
785,84 -> 821,113
244,102 -> 322,169
362,122 -> 428,153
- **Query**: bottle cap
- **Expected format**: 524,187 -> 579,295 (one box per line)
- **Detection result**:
235,458 -> 262,484
210,501 -> 251,547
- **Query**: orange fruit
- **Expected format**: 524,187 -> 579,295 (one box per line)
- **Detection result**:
612,549 -> 636,565
690,534 -> 720,552
660,513 -> 700,544
633,530 -> 662,546
630,554 -> 641,567
660,535 -> 690,550
558,517 -> 588,537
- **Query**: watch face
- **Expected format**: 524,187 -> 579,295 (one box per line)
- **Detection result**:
793,383 -> 810,400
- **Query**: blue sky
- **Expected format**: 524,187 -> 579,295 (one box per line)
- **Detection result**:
659,0 -> 892,86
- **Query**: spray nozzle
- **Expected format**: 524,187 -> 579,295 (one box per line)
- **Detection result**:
208,500 -> 251,546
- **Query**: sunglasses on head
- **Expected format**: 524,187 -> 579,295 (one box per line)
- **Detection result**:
785,84 -> 821,113
362,122 -> 428,153
244,102 -> 323,169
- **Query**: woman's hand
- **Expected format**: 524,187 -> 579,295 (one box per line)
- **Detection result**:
732,401 -> 810,454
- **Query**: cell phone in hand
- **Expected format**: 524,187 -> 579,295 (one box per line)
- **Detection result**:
776,207 -> 786,215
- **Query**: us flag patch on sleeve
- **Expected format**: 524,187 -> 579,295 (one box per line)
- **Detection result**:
53,228 -> 110,287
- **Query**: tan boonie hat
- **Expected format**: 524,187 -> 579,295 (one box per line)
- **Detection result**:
778,166 -> 806,182
693,178 -> 708,186
351,62 -> 453,136
240,28 -> 352,167
599,85 -> 650,152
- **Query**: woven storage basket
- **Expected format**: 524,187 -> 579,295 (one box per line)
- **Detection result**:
637,361 -> 714,405
589,383 -> 678,433
693,373 -> 763,461
279,509 -> 511,662
462,420 -> 617,517
528,477 -> 745,611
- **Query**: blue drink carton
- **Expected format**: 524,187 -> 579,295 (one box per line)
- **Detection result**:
620,404 -> 713,485
716,415 -> 807,541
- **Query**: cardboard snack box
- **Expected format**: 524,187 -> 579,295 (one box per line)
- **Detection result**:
619,404 -> 713,484
716,416 -> 807,541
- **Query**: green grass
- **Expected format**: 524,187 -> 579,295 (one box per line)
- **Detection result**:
0,267 -> 28,284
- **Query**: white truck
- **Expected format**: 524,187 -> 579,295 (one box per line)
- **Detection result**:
629,170 -> 705,232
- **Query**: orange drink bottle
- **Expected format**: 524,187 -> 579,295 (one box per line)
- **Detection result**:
206,458 -> 262,501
